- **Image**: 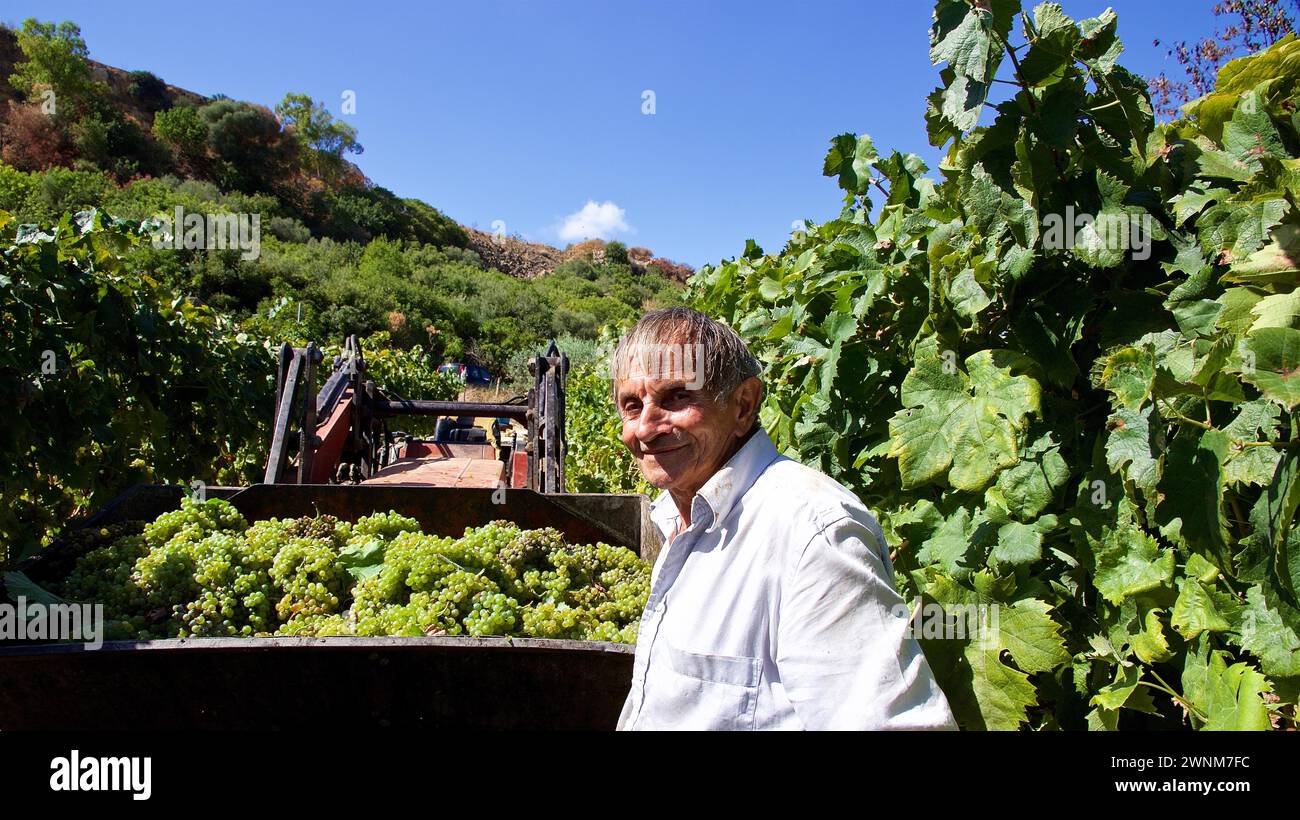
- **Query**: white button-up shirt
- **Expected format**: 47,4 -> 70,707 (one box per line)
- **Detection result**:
617,429 -> 957,730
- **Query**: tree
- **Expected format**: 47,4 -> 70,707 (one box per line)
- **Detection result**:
1150,1 -> 1299,116
274,92 -> 362,178
199,99 -> 295,192
8,19 -> 99,115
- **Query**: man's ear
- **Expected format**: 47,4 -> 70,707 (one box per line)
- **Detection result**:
731,377 -> 763,435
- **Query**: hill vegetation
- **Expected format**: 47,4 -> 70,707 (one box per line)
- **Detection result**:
0,19 -> 685,374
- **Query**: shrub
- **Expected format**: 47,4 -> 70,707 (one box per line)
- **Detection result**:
0,100 -> 73,171
152,105 -> 207,158
99,178 -> 171,220
0,164 -> 35,213
126,70 -> 170,112
265,215 -> 311,243
401,196 -> 467,247
626,245 -> 653,266
358,236 -> 410,278
438,245 -> 481,267
317,186 -> 467,247
70,111 -> 111,163
72,111 -> 161,180
551,258 -> 599,281
25,166 -> 111,221
321,186 -> 393,242
646,257 -> 694,282
604,239 -> 628,264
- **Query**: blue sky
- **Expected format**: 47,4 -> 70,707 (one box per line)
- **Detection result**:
11,1 -> 1225,268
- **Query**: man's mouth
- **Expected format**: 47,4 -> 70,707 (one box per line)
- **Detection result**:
641,442 -> 686,456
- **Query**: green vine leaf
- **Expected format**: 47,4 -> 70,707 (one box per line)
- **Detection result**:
1105,405 -> 1163,496
889,344 -> 1041,492
918,571 -> 1069,730
1234,327 -> 1300,409
1092,515 -> 1176,605
1239,585 -> 1300,678
1172,577 -> 1233,640
1154,428 -> 1232,569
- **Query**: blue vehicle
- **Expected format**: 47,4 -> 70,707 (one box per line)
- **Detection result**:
438,362 -> 493,385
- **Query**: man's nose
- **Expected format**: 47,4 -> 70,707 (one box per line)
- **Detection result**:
635,400 -> 671,442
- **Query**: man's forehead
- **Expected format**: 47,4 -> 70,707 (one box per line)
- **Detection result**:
614,376 -> 690,400
613,340 -> 702,375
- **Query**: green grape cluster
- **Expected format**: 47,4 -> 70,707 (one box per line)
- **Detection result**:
284,514 -> 343,543
56,505 -> 650,644
270,537 -> 347,623
455,520 -> 517,566
58,523 -> 149,610
348,511 -> 421,542
133,536 -> 202,609
522,601 -> 591,639
464,591 -> 519,636
277,613 -> 353,637
143,497 -> 247,548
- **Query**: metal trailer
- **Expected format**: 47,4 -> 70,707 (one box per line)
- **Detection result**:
0,483 -> 659,730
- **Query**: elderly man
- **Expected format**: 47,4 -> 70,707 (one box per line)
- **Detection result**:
612,307 -> 956,730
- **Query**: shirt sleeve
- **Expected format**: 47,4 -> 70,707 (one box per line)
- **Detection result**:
774,512 -> 958,730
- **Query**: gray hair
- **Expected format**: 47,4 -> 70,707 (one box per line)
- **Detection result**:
610,308 -> 762,404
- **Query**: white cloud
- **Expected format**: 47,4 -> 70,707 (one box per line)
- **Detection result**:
557,200 -> 631,242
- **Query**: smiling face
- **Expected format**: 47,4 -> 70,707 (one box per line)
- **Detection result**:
615,374 -> 761,503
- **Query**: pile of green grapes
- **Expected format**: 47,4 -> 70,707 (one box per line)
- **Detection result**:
57,498 -> 649,643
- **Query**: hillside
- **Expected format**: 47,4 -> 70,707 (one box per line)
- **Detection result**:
0,26 -> 207,122
0,23 -> 692,283
0,18 -> 687,374
464,229 -> 694,283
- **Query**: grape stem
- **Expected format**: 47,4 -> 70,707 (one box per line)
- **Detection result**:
1141,670 -> 1206,724
432,554 -> 470,573
1159,400 -> 1213,431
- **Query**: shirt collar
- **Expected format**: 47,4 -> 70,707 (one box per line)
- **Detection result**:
649,428 -> 780,536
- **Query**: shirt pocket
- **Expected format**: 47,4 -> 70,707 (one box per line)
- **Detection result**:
657,643 -> 761,730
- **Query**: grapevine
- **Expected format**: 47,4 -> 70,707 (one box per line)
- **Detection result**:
687,1 -> 1300,730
